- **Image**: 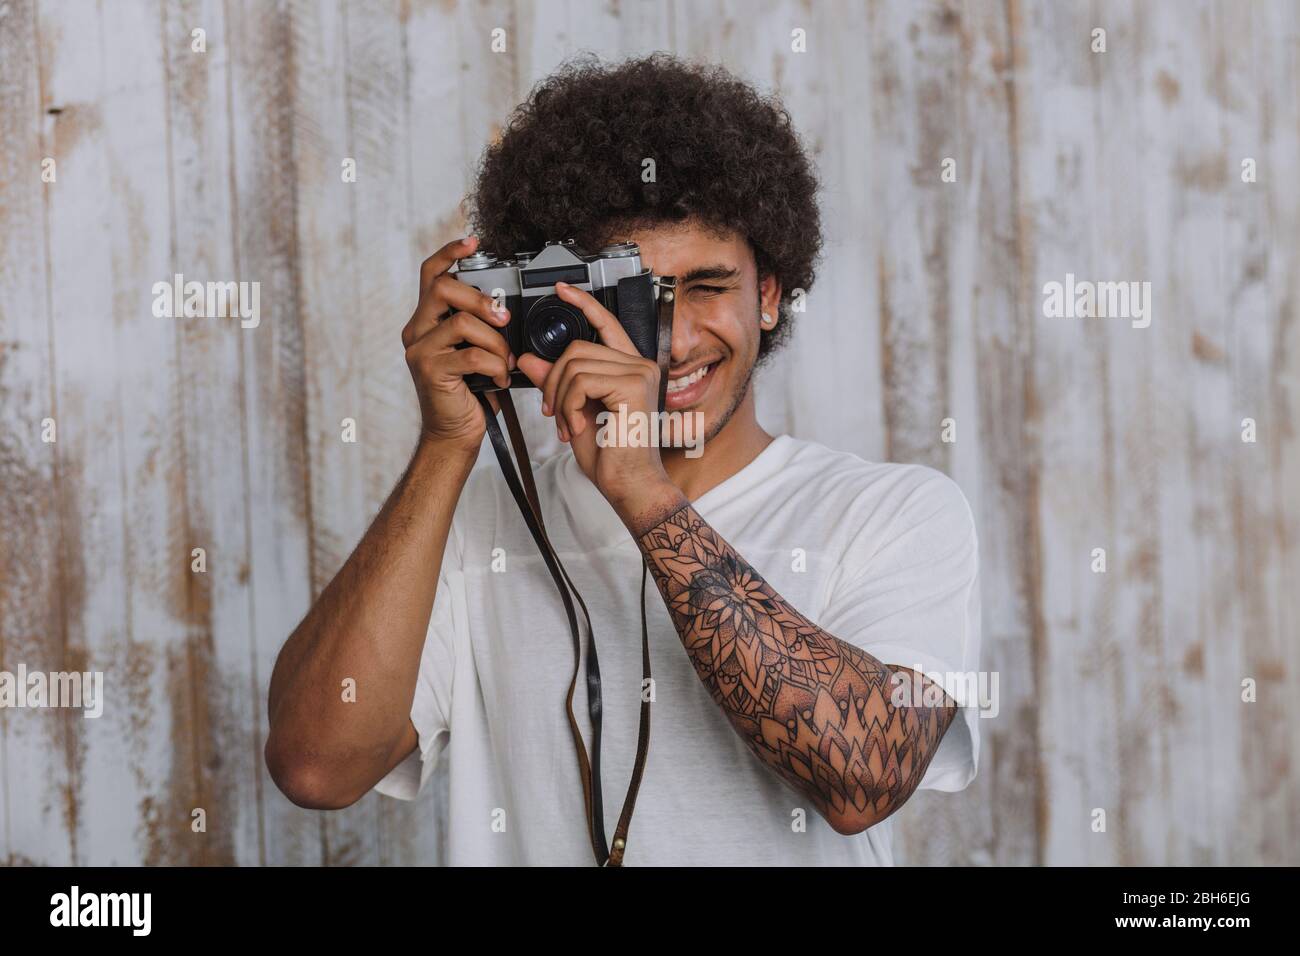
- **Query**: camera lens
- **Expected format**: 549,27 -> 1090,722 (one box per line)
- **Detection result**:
526,298 -> 591,361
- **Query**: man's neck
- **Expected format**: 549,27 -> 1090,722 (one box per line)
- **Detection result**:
660,389 -> 773,502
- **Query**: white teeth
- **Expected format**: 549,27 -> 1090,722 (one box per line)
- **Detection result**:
667,364 -> 711,393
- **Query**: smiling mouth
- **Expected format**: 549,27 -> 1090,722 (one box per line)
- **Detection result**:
664,360 -> 719,408
667,362 -> 713,391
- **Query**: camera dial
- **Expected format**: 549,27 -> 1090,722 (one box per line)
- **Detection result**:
457,251 -> 498,271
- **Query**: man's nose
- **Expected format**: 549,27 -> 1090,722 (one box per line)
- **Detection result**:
669,306 -> 700,364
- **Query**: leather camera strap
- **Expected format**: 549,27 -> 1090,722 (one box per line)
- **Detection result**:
476,390 -> 652,867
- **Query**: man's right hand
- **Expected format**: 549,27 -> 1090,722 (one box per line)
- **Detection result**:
403,235 -> 515,453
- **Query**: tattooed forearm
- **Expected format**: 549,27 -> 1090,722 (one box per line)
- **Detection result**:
638,504 -> 957,834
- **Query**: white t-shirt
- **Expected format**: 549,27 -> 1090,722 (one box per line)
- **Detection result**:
375,434 -> 982,865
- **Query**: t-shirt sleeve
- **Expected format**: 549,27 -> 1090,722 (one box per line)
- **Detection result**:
372,521 -> 463,802
817,467 -> 982,793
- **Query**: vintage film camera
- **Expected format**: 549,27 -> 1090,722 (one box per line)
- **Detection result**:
452,239 -> 674,391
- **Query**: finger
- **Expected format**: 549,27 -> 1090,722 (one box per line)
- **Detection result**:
428,273 -> 511,328
540,340 -> 636,417
408,311 -> 513,366
419,235 -> 478,297
405,320 -> 512,391
516,352 -> 552,390
434,345 -> 512,390
539,341 -> 592,417
403,277 -> 509,349
554,281 -> 638,355
401,298 -> 444,348
552,358 -> 642,431
560,370 -> 642,438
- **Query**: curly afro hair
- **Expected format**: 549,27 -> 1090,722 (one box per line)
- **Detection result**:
465,53 -> 823,360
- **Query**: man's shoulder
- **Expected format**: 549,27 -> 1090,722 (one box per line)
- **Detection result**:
771,438 -> 977,563
777,437 -> 969,516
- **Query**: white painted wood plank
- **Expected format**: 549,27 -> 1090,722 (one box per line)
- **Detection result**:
225,0 -> 324,866
160,0 -> 263,865
285,0 -> 378,866
0,0 -> 67,867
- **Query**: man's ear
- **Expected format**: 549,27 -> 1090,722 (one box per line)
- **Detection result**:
758,273 -> 783,323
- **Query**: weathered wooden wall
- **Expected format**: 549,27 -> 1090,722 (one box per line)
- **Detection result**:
1,0 -> 1296,865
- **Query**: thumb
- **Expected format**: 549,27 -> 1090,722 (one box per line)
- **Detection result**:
516,352 -> 552,389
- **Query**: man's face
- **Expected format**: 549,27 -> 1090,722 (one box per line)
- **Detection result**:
619,220 -> 781,445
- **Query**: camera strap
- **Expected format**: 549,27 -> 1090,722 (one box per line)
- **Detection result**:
475,389 -> 652,867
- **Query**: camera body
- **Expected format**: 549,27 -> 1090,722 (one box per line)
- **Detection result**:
453,239 -> 670,391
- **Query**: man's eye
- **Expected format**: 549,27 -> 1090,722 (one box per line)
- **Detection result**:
692,285 -> 728,295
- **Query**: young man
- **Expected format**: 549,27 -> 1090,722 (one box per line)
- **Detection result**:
265,54 -> 981,866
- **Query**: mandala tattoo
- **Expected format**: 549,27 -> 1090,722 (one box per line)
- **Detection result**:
638,503 -> 958,832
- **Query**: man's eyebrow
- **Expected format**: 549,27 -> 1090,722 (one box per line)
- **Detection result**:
677,264 -> 741,284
